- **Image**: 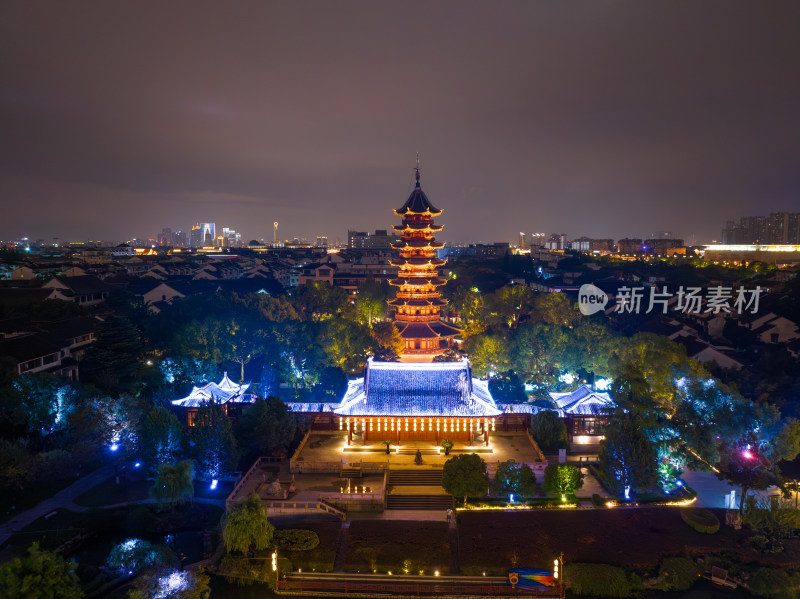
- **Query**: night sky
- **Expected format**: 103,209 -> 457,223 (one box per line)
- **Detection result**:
1,1 -> 798,244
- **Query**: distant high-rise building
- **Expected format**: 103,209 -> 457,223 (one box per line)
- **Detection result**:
721,213 -> 799,244
546,233 -> 567,250
157,227 -> 172,246
190,225 -> 202,247
315,236 -> 329,248
347,229 -> 401,250
199,223 -> 216,246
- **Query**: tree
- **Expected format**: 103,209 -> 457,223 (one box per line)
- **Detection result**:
486,284 -> 535,328
492,459 -> 537,499
106,539 -> 176,576
370,321 -> 405,361
597,413 -> 658,498
0,541 -> 83,599
126,567 -> 209,599
139,407 -> 184,474
354,277 -> 387,325
543,464 -> 583,497
190,403 -> 238,480
462,332 -> 510,378
81,315 -> 144,393
319,318 -> 372,371
234,397 -> 296,462
442,453 -> 490,505
151,460 -> 194,507
11,375 -> 76,442
532,292 -> 579,327
529,410 -> 568,453
717,419 -> 800,513
222,493 -> 274,554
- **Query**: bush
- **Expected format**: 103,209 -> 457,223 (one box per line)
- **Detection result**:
749,568 -> 800,599
591,493 -> 604,506
276,529 -> 320,552
565,563 -> 633,598
680,508 -> 720,534
657,557 -> 699,591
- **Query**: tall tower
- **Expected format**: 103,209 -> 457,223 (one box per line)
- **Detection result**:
388,162 -> 460,354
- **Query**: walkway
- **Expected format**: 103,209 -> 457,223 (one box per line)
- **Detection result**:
0,464 -> 113,546
0,466 -> 226,547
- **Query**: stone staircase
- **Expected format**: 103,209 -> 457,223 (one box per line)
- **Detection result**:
340,465 -> 362,478
388,469 -> 443,486
386,494 -> 454,510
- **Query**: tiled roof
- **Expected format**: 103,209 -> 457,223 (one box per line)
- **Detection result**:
548,385 -> 615,416
171,375 -> 253,408
334,358 -> 501,417
395,180 -> 441,216
396,321 -> 461,339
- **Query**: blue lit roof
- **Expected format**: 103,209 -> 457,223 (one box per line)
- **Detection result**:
549,385 -> 615,416
171,373 -> 253,408
334,358 -> 501,417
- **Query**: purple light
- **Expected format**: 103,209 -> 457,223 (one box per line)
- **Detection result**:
742,449 -> 754,460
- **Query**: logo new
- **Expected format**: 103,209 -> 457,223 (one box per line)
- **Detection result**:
578,284 -> 608,316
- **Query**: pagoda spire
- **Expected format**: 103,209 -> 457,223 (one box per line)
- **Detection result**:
415,153 -> 421,187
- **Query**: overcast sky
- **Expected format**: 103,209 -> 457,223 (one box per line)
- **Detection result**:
1,1 -> 798,245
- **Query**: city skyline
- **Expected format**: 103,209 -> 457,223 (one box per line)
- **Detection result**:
2,2 -> 799,243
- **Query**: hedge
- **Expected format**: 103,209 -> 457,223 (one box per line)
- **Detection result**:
565,563 -> 633,598
680,508 -> 720,534
658,557 -> 699,591
276,529 -> 320,551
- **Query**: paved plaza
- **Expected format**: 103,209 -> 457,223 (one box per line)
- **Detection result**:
294,431 -> 545,468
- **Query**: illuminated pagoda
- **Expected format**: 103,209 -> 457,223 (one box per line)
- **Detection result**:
334,358 -> 500,445
388,162 -> 460,354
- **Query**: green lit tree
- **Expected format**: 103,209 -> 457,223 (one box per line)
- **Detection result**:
222,493 -> 274,554
442,453 -> 490,505
492,459 -> 537,499
0,542 -> 83,599
370,321 -> 405,361
151,460 -> 194,508
543,464 -> 583,497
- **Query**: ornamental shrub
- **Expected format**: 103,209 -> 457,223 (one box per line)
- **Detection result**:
749,567 -> 800,599
680,508 -> 720,534
657,557 -> 699,591
276,529 -> 320,551
565,563 -> 633,598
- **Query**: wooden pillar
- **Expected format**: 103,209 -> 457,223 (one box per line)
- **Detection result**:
485,419 -> 489,447
347,421 -> 352,446
363,418 -> 367,446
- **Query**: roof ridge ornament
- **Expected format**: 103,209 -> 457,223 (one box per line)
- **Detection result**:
415,152 -> 421,187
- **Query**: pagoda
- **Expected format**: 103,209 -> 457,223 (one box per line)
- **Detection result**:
388,163 -> 461,354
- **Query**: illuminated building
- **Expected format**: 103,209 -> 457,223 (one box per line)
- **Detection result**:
334,358 -> 500,445
171,372 -> 255,426
388,164 -> 460,353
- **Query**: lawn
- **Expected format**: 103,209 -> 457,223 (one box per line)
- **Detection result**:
272,520 -> 341,573
73,472 -> 234,507
73,474 -> 152,507
458,507 -> 800,576
344,520 -> 450,575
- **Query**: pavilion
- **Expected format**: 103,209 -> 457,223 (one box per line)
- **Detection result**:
333,358 -> 501,446
171,372 -> 255,426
